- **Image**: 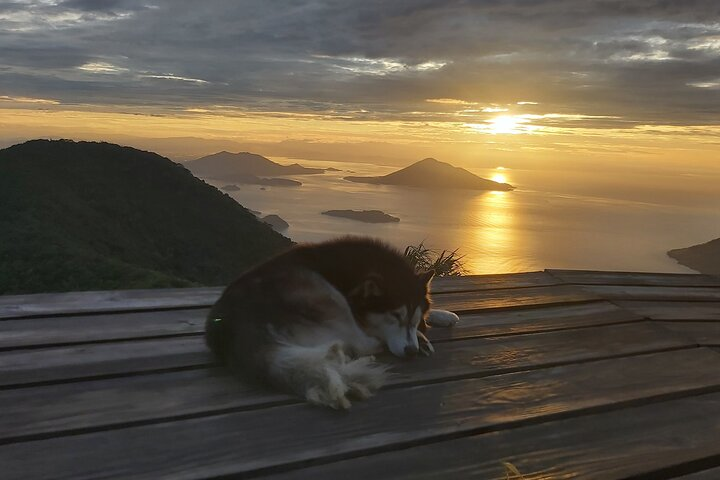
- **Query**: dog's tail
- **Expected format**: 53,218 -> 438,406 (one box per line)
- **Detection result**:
267,341 -> 389,409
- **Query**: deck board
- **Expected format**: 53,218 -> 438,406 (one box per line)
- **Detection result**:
675,467 -> 720,479
0,308 -> 207,350
0,287 -> 604,351
0,322 -> 692,442
613,301 -> 720,321
0,337 -> 214,387
430,271 -> 562,292
0,274 -> 560,320
547,269 -> 720,286
578,285 -> 720,302
428,301 -> 641,341
2,349 -> 719,480
432,284 -> 599,312
2,269 -> 719,479
657,322 -> 720,347
269,392 -> 720,480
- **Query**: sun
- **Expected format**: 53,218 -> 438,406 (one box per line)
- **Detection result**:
489,115 -> 521,134
491,172 -> 507,183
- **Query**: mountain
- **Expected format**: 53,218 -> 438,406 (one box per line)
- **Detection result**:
184,151 -> 324,178
668,237 -> 720,274
0,140 -> 292,294
344,157 -> 514,191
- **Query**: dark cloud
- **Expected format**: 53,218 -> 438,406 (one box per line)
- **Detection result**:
0,0 -> 719,128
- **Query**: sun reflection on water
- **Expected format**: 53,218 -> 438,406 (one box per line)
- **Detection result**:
465,187 -> 517,274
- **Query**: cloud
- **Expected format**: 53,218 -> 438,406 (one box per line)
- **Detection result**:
0,0 -> 719,131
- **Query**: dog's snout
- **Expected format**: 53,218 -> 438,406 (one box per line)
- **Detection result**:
404,345 -> 418,357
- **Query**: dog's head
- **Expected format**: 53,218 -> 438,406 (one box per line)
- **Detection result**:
350,270 -> 434,358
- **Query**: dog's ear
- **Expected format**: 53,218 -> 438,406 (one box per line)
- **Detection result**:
351,274 -> 383,299
418,269 -> 435,286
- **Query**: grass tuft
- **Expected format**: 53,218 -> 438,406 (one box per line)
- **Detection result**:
403,241 -> 466,277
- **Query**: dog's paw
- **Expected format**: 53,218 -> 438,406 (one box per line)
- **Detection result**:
417,330 -> 435,356
306,385 -> 352,410
304,366 -> 352,410
427,309 -> 459,328
338,356 -> 388,392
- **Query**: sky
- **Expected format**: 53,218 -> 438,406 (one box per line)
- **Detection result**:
1,0 -> 720,169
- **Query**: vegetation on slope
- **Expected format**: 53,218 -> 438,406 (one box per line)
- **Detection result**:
0,140 -> 292,294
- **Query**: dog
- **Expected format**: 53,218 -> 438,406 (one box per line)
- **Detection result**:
205,237 -> 459,409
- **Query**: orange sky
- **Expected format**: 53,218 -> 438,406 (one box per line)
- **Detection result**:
2,2 -> 720,173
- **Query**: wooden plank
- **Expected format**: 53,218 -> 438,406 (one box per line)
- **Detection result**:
432,284 -> 598,312
0,337 -> 214,387
0,287 -> 222,320
0,274 -> 560,320
269,392 -> 720,480
0,318 -> 678,390
675,467 -> 720,479
0,322 -> 692,441
1,349 -> 718,480
0,309 -> 208,350
430,271 -> 561,293
614,301 -> 720,321
580,285 -> 720,302
0,300 -> 635,351
428,301 -> 641,341
547,269 -> 720,287
657,322 -> 720,347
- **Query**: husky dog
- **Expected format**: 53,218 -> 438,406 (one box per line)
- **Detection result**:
206,237 -> 455,409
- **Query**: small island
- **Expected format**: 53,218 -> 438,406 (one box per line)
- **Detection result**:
345,157 -> 513,191
227,175 -> 301,187
668,237 -> 720,274
221,184 -> 241,191
322,209 -> 400,223
262,214 -> 290,231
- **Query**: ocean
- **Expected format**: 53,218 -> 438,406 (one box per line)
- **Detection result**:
205,159 -> 720,275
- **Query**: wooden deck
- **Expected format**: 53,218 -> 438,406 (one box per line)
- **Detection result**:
1,269 -> 719,479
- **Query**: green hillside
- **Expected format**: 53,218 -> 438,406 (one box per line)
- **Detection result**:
0,140 -> 292,294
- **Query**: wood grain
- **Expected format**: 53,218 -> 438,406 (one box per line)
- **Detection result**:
0,308 -> 208,349
675,467 -> 720,479
430,271 -> 561,293
0,274 -> 561,320
0,299 -> 638,351
428,300 -> 641,341
1,349 -> 718,480
657,322 -> 720,347
0,287 -> 222,319
0,322 -> 691,441
579,285 -> 720,302
432,284 -> 599,312
0,337 -> 214,387
614,301 -> 720,321
269,392 -> 720,480
546,269 -> 720,287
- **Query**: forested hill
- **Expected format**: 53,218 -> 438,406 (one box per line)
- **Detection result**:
0,140 -> 292,294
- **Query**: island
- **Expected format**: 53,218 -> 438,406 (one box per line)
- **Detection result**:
322,209 -> 400,223
344,157 -> 514,191
221,184 -> 241,191
235,175 -> 302,187
184,151 -> 323,178
668,237 -> 720,274
261,214 -> 289,231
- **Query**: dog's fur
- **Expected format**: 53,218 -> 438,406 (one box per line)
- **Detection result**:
205,237 -> 448,409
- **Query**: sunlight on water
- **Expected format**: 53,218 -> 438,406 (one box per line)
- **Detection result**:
466,191 -> 516,274
208,157 -> 720,275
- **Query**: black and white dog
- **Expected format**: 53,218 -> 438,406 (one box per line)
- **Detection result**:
206,237 -> 459,409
